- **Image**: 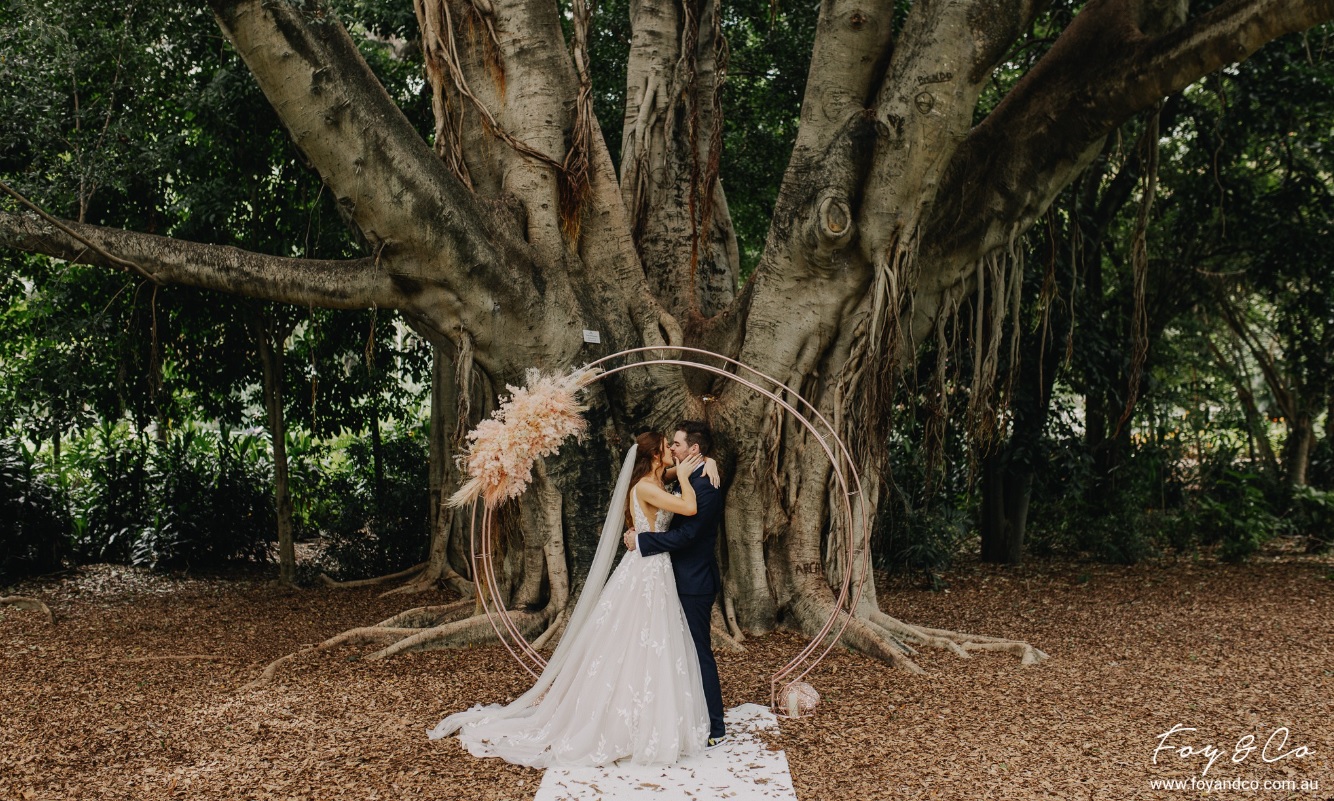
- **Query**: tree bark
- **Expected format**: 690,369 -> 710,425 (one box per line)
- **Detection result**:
4,0 -> 1332,671
1283,412 -> 1314,488
253,310 -> 297,585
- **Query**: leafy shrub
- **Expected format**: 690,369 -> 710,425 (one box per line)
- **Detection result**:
1287,484 -> 1334,554
1174,468 -> 1282,563
0,435 -> 68,584
315,422 -> 430,580
131,425 -> 274,570
63,421 -> 152,564
878,498 -> 972,588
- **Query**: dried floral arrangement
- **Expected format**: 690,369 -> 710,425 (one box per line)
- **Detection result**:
448,367 -> 600,510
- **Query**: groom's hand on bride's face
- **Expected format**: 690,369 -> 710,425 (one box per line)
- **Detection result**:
623,529 -> 637,550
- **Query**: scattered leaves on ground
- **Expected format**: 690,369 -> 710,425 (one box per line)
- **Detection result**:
1,545 -> 1330,800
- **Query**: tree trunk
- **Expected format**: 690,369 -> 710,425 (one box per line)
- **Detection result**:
981,452 -> 1033,565
255,311 -> 296,586
1283,412 -> 1314,488
3,0 -> 1330,672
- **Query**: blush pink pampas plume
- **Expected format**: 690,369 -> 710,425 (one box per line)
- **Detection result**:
448,367 -> 599,510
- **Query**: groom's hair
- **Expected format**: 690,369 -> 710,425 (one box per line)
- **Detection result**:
677,420 -> 713,456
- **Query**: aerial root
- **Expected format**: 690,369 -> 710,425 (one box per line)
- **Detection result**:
710,605 -> 745,653
0,596 -> 54,624
722,593 -> 745,643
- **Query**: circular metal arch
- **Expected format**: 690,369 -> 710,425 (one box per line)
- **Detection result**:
465,346 -> 871,716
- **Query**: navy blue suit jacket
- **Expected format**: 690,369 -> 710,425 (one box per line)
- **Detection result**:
637,466 -> 722,596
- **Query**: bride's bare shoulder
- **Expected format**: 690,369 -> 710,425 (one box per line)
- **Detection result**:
634,478 -> 668,505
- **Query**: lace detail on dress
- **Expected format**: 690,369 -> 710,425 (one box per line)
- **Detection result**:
446,483 -> 707,767
630,486 -> 674,535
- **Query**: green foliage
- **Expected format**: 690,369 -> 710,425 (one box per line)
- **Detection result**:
62,421 -> 152,564
59,421 -> 274,570
1023,429 -> 1178,564
1175,466 -> 1283,563
719,4 -> 815,275
874,396 -> 977,583
315,422 -> 431,581
1287,484 -> 1334,553
131,425 -> 275,570
878,499 -> 972,589
0,435 -> 68,585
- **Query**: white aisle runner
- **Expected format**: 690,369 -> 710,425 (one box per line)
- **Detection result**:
535,703 -> 797,800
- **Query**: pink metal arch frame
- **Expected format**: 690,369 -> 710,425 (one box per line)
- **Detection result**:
464,346 -> 871,716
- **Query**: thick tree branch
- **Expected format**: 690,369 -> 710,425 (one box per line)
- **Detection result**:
1118,0 -> 1334,116
858,0 -> 1047,262
925,0 -> 1334,282
207,0 -> 508,263
0,211 -> 401,309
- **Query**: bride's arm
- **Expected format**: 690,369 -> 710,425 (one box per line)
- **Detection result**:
636,456 -> 700,516
632,467 -> 699,515
703,457 -> 721,488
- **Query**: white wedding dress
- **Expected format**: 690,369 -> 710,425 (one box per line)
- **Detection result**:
428,447 -> 709,768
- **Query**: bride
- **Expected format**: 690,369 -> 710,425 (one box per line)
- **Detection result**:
428,431 -> 714,767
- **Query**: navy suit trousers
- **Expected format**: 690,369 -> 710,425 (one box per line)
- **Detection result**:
679,591 -> 724,738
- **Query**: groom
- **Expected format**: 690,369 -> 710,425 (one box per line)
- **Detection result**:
624,420 -> 726,746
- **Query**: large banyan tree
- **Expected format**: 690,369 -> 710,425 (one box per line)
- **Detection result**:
2,0 -> 1331,672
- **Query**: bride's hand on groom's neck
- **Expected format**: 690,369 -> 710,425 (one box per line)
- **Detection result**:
703,457 -> 720,488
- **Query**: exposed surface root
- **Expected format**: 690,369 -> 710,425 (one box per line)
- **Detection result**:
913,625 -> 1050,665
793,596 -> 1048,674
246,604 -> 553,688
529,605 -> 570,651
319,563 -> 427,589
868,609 -> 969,658
378,564 -> 474,599
836,612 -> 925,673
245,626 -> 424,689
0,596 -> 54,624
711,622 -> 746,653
364,610 -> 547,661
373,599 -> 474,629
114,654 -> 225,663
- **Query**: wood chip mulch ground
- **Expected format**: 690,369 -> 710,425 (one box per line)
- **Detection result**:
2,545 -> 1331,800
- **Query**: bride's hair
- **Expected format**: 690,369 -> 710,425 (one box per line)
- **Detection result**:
625,431 -> 666,528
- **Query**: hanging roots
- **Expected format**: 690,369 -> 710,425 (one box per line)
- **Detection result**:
1118,107 -> 1160,433
964,239 -> 1024,449
415,0 -> 591,238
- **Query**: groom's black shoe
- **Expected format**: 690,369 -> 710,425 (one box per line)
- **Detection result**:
706,734 -> 727,750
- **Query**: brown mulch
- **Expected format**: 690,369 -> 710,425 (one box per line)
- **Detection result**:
1,547 -> 1331,801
